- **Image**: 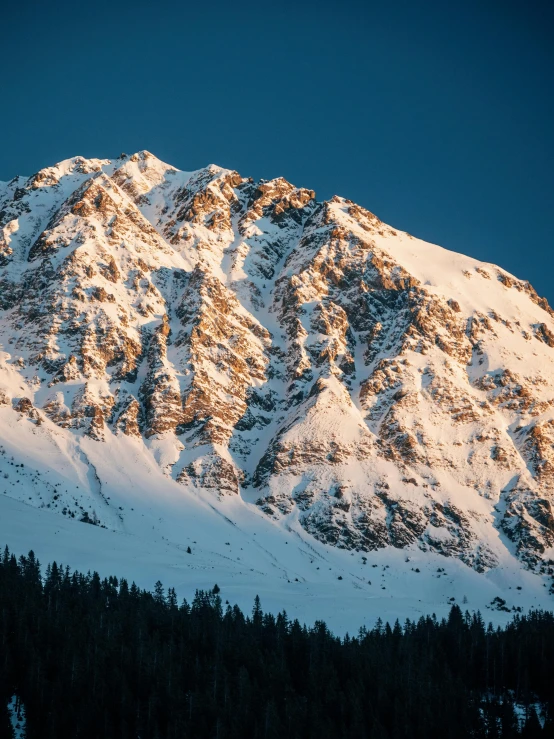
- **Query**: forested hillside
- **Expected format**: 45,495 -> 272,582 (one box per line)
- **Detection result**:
0,547 -> 553,738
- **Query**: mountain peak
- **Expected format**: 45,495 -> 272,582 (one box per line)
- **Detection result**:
1,152 -> 554,609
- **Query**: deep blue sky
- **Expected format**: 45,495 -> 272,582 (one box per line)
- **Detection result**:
1,0 -> 553,301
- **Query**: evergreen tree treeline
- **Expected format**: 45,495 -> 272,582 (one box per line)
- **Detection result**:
0,545 -> 553,738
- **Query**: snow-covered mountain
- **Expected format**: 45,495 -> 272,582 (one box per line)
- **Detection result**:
1,151 -> 553,626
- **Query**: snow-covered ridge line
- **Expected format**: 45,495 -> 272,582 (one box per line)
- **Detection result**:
0,150 -> 553,614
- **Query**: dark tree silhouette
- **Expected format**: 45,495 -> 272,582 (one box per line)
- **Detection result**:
0,546 -> 553,738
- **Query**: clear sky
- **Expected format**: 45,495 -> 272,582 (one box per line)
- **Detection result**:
1,0 -> 553,301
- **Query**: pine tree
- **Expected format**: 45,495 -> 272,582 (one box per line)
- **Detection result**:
154,580 -> 165,604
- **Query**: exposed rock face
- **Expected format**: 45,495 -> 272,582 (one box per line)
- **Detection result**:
1,152 -> 554,574
112,393 -> 142,437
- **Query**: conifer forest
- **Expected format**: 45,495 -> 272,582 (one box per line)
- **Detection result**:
1,547 -> 553,738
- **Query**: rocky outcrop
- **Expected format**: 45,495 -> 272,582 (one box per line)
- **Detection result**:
140,317 -> 183,438
113,393 -> 142,437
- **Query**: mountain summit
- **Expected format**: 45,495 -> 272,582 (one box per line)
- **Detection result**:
1,151 -> 554,603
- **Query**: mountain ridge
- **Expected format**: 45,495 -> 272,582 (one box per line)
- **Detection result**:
1,150 -> 554,608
